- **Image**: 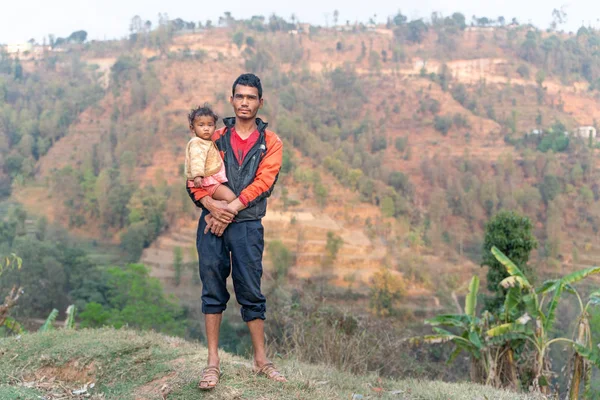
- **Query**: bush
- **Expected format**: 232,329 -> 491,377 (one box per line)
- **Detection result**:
516,64 -> 530,78
281,148 -> 295,174
388,171 -> 411,194
434,115 -> 453,135
428,99 -> 441,114
371,136 -> 387,152
110,55 -> 140,88
538,132 -> 569,153
451,83 -> 468,106
370,267 -> 405,316
232,31 -> 245,48
405,20 -> 428,43
263,286 -> 453,380
395,136 -> 408,152
79,264 -> 185,336
539,175 -> 561,204
268,240 -> 294,281
120,222 -> 151,262
452,113 -> 469,129
381,197 -> 395,217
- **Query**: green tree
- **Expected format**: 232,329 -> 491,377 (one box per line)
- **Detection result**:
393,11 -> 407,25
516,64 -> 530,78
371,135 -> 387,152
79,264 -> 185,336
434,115 -> 453,135
405,20 -> 428,43
481,211 -> 538,312
232,31 -> 245,48
369,50 -> 381,71
68,30 -> 88,43
173,247 -> 183,286
120,222 -> 150,262
381,196 -> 395,217
324,231 -> 343,266
388,171 -> 411,195
395,136 -> 408,152
539,175 -> 561,204
570,163 -> 584,185
370,267 -> 405,316
451,83 -> 468,106
314,182 -> 328,208
268,240 -> 293,283
245,36 -> 255,47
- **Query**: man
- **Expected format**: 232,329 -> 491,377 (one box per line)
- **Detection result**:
186,73 -> 286,390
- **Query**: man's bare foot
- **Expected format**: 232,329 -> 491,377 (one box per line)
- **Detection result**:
254,361 -> 287,382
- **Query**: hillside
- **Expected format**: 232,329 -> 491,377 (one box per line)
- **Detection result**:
0,328 -> 544,400
6,16 -> 600,335
7,14 -> 600,400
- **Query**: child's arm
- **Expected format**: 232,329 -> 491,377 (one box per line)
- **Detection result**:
188,139 -> 208,180
212,185 -> 237,203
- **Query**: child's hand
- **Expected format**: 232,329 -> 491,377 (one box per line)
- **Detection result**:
194,177 -> 203,188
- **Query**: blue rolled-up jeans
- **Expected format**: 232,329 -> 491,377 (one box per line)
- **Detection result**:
196,211 -> 266,322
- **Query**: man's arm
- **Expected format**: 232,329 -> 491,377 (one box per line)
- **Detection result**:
186,185 -> 237,223
229,133 -> 283,212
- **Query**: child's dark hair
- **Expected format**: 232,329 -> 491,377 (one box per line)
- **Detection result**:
188,103 -> 218,126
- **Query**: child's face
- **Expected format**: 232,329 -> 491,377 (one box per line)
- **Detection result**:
191,116 -> 216,140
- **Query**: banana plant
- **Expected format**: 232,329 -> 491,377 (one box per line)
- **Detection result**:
38,305 -> 77,332
64,305 -> 77,329
39,308 -> 58,332
0,253 -> 22,278
410,276 -> 507,385
562,287 -> 600,399
490,246 -> 600,395
0,254 -> 23,328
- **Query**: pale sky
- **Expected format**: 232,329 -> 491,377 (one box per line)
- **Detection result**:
0,0 -> 597,44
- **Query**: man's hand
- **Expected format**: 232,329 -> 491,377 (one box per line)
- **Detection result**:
228,198 -> 246,213
200,197 -> 237,223
204,214 -> 229,237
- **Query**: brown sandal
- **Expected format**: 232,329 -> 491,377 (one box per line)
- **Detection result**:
198,365 -> 221,390
254,362 -> 287,382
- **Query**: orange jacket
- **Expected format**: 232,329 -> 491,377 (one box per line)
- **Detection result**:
188,119 -> 282,209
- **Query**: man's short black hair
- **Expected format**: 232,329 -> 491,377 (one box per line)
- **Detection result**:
232,73 -> 262,99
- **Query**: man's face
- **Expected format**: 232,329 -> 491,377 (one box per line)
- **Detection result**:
230,84 -> 263,121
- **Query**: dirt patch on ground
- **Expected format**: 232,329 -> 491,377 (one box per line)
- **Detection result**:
132,357 -> 186,400
133,370 -> 177,399
14,360 -> 99,399
30,360 -> 96,384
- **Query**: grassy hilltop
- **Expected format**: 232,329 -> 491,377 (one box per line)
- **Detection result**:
0,328 -> 544,400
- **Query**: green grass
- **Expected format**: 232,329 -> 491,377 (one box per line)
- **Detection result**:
0,385 -> 43,400
72,238 -> 125,266
0,328 -> 546,399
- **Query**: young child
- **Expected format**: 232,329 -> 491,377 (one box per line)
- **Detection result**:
185,105 -> 236,203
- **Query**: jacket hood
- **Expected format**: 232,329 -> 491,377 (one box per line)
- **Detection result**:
222,117 -> 268,133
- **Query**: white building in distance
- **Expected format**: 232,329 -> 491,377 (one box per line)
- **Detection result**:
573,126 -> 597,139
6,43 -> 33,54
